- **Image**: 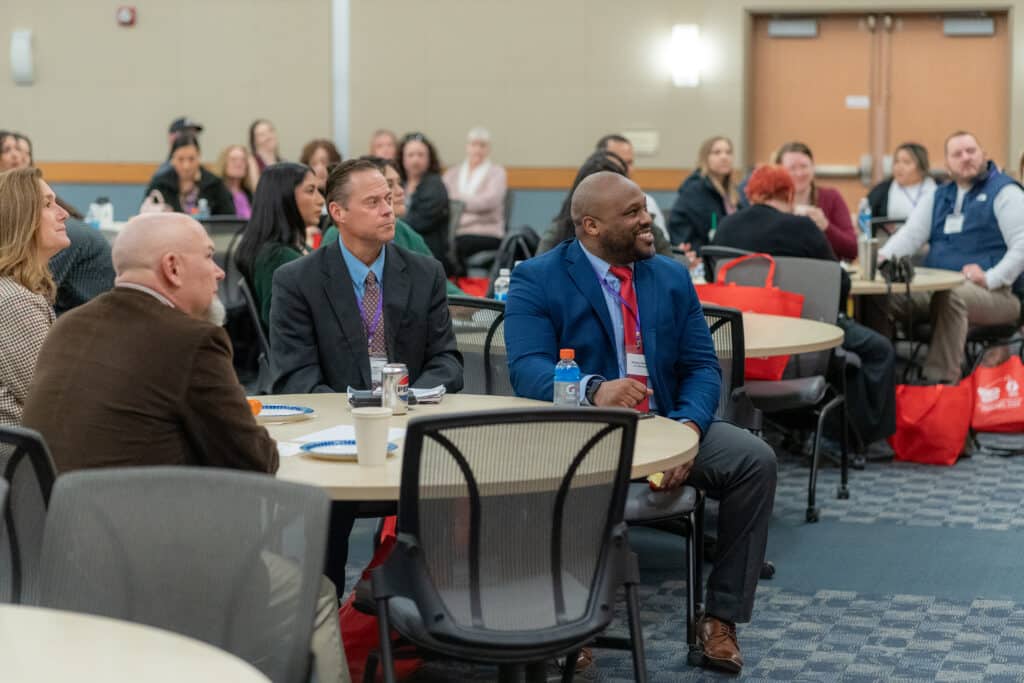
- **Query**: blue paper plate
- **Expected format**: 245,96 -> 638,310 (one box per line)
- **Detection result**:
300,439 -> 398,460
256,404 -> 315,424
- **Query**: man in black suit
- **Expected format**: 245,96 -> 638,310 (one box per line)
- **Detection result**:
269,158 -> 463,590
270,158 -> 463,394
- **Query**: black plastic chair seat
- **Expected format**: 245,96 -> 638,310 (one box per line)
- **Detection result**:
968,324 -> 1019,342
624,483 -> 699,524
746,376 -> 828,413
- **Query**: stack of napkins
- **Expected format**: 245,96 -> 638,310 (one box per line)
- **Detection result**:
410,386 -> 446,404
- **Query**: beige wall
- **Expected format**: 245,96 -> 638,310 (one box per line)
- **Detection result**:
3,0 -> 1019,171
1,0 -> 332,163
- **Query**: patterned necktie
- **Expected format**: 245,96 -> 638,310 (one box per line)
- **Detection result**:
362,271 -> 386,354
609,265 -> 649,413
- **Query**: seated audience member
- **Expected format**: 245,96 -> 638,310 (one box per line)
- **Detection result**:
505,171 -> 775,674
369,128 -> 398,161
537,150 -> 674,257
213,145 -> 256,219
596,133 -> 669,240
442,127 -> 508,270
300,138 -> 343,193
13,133 -> 32,167
0,168 -> 70,426
235,163 -> 324,328
866,142 -> 937,222
397,132 -> 450,266
49,218 -> 116,316
773,141 -> 857,260
713,165 -> 896,447
270,158 -> 463,395
875,131 -> 1024,383
153,116 -> 204,179
249,118 -> 283,180
21,212 -> 348,683
0,131 -> 24,171
322,156 -> 464,296
270,159 -> 463,591
144,135 -> 236,216
668,135 -> 739,252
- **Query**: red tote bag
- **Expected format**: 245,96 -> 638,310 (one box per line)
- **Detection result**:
695,253 -> 805,380
888,382 -> 973,466
971,355 -> 1024,433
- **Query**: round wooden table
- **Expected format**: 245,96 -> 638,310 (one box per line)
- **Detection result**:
743,312 -> 845,357
268,393 -> 699,500
0,605 -> 270,682
848,266 -> 965,296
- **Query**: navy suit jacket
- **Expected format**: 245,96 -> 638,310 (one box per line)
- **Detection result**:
505,239 -> 720,435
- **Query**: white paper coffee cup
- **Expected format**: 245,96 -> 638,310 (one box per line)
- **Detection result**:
352,407 -> 393,466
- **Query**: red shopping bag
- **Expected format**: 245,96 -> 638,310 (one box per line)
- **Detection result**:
695,253 -> 805,380
339,516 -> 422,682
888,382 -> 973,465
971,355 -> 1024,433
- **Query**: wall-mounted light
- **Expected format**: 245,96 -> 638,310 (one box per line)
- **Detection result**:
10,30 -> 33,85
669,24 -> 701,87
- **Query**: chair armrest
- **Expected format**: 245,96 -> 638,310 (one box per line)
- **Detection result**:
724,387 -> 763,432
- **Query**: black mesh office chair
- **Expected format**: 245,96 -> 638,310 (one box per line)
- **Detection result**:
368,409 -> 647,683
447,296 -> 515,396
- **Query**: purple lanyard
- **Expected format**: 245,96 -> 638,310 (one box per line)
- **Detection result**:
899,183 -> 923,208
593,267 -> 642,348
360,287 -> 384,341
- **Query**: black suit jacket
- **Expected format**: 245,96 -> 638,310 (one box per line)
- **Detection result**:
269,240 -> 463,394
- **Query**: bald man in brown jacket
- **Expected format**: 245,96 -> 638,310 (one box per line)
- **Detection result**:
23,213 -> 276,473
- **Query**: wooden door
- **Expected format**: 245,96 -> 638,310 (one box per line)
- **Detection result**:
749,15 -> 874,206
887,13 -> 1009,174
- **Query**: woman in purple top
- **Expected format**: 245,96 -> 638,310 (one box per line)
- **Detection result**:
773,141 -> 857,260
213,145 -> 254,219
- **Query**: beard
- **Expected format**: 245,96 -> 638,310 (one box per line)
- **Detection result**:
205,296 -> 227,326
600,229 -> 656,265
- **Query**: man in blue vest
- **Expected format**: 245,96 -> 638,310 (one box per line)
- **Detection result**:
878,131 -> 1024,382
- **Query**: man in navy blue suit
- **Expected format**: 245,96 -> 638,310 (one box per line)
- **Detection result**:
505,171 -> 776,673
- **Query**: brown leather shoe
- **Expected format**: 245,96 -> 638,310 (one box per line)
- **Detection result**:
697,615 -> 743,673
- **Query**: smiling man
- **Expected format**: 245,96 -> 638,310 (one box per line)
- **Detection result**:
504,171 -> 776,673
878,131 -> 1024,382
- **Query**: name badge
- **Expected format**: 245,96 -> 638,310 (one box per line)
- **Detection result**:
370,355 -> 388,387
626,352 -> 649,377
944,215 -> 964,235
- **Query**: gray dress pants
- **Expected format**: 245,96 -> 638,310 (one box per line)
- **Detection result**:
685,421 -> 777,624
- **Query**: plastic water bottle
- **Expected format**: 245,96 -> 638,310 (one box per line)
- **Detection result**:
857,198 -> 872,237
493,268 -> 511,302
553,348 -> 581,406
196,198 -> 211,220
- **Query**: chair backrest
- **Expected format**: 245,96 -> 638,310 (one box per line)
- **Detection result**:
701,304 -> 745,416
701,245 -> 753,282
393,409 -> 637,642
0,426 -> 57,605
447,199 -> 467,265
38,467 -> 329,683
718,254 -> 841,377
239,278 -> 272,361
502,188 -> 515,229
446,296 -> 513,396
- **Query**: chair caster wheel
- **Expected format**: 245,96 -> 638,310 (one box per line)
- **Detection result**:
837,487 -> 850,500
760,561 -> 776,579
687,646 -> 705,667
806,508 -> 820,523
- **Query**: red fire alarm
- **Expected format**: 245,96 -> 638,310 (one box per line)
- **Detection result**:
116,6 -> 137,27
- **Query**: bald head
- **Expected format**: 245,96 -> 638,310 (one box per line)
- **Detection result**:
571,171 -> 654,265
570,172 -> 639,232
112,213 -> 206,276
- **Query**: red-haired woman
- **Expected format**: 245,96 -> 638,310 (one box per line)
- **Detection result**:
713,164 -> 896,453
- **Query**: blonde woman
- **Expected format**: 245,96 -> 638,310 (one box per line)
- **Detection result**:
213,145 -> 256,219
0,167 -> 70,425
668,135 -> 739,252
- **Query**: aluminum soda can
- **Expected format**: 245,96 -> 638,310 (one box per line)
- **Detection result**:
381,363 -> 409,415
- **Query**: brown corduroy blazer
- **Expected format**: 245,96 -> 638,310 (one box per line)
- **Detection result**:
22,287 -> 278,474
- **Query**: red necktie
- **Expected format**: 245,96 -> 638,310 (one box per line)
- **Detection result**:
609,266 -> 649,413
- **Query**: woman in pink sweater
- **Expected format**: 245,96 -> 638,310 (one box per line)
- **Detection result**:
774,141 -> 857,260
442,127 -> 507,271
